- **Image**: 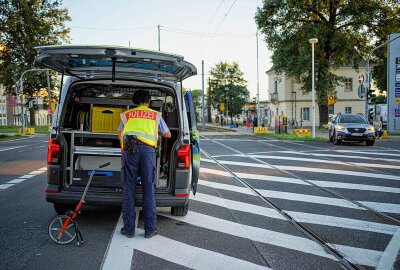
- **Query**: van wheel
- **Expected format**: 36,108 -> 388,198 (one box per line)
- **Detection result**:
171,202 -> 189,216
53,203 -> 73,215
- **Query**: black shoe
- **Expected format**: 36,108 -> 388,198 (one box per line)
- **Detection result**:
121,227 -> 134,238
144,230 -> 158,238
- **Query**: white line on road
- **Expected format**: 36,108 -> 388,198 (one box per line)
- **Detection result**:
335,150 -> 400,157
18,175 -> 36,179
200,168 -> 231,177
7,179 -> 27,184
101,214 -> 271,270
192,192 -> 399,235
159,211 -> 335,260
207,158 -> 400,181
0,145 -> 28,152
376,228 -> 400,270
0,184 -> 14,190
201,167 -> 400,194
161,211 -> 383,267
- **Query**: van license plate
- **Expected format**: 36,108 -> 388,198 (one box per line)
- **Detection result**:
352,133 -> 362,136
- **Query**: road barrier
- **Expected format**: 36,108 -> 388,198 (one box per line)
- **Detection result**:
254,126 -> 268,134
381,130 -> 388,139
293,128 -> 311,136
18,128 -> 35,135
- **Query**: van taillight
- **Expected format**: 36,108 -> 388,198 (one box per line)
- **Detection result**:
177,145 -> 191,170
47,139 -> 61,165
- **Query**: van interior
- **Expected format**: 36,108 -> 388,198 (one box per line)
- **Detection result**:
59,82 -> 180,194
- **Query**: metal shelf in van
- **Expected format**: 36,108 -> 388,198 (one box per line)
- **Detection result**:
62,130 -> 119,139
76,97 -> 133,106
74,146 -> 121,156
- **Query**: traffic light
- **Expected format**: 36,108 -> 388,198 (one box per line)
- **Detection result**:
367,88 -> 376,103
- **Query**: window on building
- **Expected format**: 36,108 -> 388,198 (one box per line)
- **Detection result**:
274,80 -> 278,93
344,78 -> 353,92
302,108 -> 310,121
345,107 -> 352,114
328,105 -> 334,115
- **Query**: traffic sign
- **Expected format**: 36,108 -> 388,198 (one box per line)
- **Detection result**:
328,95 -> 335,105
358,84 -> 365,99
358,74 -> 364,84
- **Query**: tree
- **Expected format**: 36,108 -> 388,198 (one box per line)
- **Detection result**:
0,0 -> 70,125
207,61 -> 249,123
191,89 -> 201,121
255,0 -> 400,126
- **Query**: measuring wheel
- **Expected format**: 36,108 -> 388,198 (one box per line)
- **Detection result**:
48,215 -> 77,244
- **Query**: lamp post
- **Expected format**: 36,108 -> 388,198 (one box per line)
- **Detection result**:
292,91 -> 297,123
18,68 -> 51,135
309,38 -> 318,139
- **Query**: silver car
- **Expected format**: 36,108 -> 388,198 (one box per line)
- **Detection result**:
328,113 -> 376,146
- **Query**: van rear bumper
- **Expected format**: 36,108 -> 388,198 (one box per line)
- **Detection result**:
45,189 -> 189,207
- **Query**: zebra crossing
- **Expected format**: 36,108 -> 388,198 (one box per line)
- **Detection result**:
102,138 -> 400,270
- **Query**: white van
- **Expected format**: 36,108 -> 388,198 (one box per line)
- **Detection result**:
35,45 -> 200,216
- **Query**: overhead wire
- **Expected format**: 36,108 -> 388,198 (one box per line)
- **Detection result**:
200,0 -> 238,56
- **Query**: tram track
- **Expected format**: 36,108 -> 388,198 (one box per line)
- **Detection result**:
200,145 -> 364,270
199,133 -> 400,269
200,131 -> 400,226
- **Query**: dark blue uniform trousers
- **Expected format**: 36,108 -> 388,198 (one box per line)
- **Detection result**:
121,144 -> 157,236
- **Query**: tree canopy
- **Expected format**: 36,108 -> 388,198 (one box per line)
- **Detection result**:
255,0 -> 400,124
207,61 -> 249,123
0,0 -> 70,124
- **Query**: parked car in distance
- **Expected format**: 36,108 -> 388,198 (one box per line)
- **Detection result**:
328,113 -> 375,146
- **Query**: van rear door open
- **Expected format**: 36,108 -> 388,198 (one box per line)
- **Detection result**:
184,89 -> 200,195
34,45 -> 197,82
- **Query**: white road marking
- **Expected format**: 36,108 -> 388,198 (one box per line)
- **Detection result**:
257,189 -> 362,210
0,184 -> 14,189
275,165 -> 400,181
159,211 -> 336,260
200,158 -> 216,163
208,158 -> 400,181
101,214 -> 271,270
246,154 -> 400,169
350,162 -> 400,170
252,150 -> 400,163
0,145 -> 28,152
162,211 -> 384,267
39,167 -> 47,171
200,168 -> 231,177
236,172 -> 311,185
7,179 -> 27,184
359,201 -> 400,214
335,150 -> 400,157
376,228 -> 400,270
198,180 -> 254,196
310,180 -> 400,194
29,170 -> 44,175
203,165 -> 400,194
219,160 -> 273,169
18,174 -> 36,179
193,192 -> 398,235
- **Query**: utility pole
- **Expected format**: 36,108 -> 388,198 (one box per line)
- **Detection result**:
201,60 -> 205,131
256,31 -> 260,126
309,38 -> 318,139
158,25 -> 161,51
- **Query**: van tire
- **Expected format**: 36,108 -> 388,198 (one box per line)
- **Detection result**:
171,202 -> 189,216
53,203 -> 73,215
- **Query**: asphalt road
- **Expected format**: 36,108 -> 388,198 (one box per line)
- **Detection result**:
0,133 -> 399,270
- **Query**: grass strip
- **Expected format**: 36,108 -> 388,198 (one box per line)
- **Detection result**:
0,134 -> 26,142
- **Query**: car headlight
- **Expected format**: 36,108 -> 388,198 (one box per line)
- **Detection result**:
337,125 -> 346,131
367,126 -> 375,132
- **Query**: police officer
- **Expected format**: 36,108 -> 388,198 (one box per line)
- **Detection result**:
119,90 -> 171,238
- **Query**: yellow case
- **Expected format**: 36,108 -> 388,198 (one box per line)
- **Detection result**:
92,106 -> 124,133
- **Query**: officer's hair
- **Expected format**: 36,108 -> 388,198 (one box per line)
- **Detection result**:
132,90 -> 151,105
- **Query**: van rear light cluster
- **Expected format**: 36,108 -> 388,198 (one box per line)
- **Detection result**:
176,145 -> 191,170
47,139 -> 61,165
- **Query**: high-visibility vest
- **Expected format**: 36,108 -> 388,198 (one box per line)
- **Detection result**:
120,106 -> 161,148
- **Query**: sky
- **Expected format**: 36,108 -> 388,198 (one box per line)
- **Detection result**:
61,0 -> 272,100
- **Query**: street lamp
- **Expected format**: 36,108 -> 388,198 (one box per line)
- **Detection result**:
309,38 -> 318,139
225,86 -> 229,124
